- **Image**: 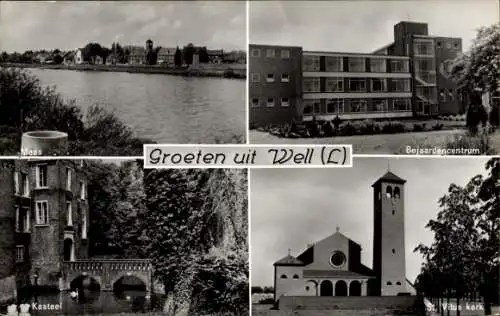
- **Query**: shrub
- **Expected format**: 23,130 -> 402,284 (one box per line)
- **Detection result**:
0,67 -> 149,155
413,123 -> 425,132
259,298 -> 275,305
445,130 -> 494,155
432,123 -> 444,131
466,92 -> 488,135
339,122 -> 358,136
381,121 -> 406,134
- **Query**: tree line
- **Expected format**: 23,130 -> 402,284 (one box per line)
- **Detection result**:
84,163 -> 249,315
414,158 -> 499,316
0,41 -> 221,66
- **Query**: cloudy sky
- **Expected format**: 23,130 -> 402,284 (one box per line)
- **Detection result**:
250,157 -> 492,287
0,1 -> 246,53
250,0 -> 499,53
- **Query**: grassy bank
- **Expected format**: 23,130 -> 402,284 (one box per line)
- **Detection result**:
1,62 -> 246,79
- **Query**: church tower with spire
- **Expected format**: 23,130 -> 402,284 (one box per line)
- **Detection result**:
371,170 -> 407,296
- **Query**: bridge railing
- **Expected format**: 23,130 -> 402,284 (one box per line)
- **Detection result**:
63,259 -> 152,272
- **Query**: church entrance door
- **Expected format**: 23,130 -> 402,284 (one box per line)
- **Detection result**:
320,280 -> 333,296
335,280 -> 348,296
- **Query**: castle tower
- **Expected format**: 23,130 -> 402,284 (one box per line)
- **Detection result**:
372,171 -> 407,296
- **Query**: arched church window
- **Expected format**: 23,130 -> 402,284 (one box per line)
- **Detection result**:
392,248 -> 395,254
386,186 -> 392,198
280,274 -> 287,279
293,274 -> 299,279
392,210 -> 395,215
396,281 -> 402,285
394,187 -> 400,199
386,281 -> 392,285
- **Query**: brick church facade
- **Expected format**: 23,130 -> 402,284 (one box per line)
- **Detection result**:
273,171 -> 415,301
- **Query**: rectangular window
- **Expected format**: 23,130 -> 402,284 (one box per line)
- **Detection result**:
280,97 -> 289,107
393,99 -> 411,111
266,49 -> 275,58
35,165 -> 47,188
80,182 -> 86,200
348,79 -> 366,92
251,49 -> 261,58
413,39 -> 435,56
35,201 -> 48,225
67,202 -> 72,226
390,60 -> 409,73
14,171 -> 19,195
348,57 -> 365,72
82,211 -> 87,239
370,59 -> 386,72
346,99 -> 367,113
303,78 -> 320,92
17,207 -> 30,232
266,73 -> 275,83
370,99 -> 388,112
303,101 -> 321,115
325,77 -> 343,92
390,79 -> 410,92
66,168 -> 72,191
266,98 -> 274,107
16,246 -> 24,263
281,73 -> 290,83
325,56 -> 343,72
251,97 -> 260,107
21,173 -> 29,197
250,73 -> 261,83
281,50 -> 290,59
326,99 -> 344,114
371,78 -> 387,92
303,55 -> 320,72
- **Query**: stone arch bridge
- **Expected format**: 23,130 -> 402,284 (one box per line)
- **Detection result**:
62,259 -> 152,294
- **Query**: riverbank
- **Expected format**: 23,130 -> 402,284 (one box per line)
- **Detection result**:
0,62 -> 246,79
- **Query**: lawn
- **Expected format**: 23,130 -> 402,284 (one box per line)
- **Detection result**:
250,129 -> 500,155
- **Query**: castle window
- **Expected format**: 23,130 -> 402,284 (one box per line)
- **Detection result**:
266,73 -> 275,83
280,274 -> 287,279
386,186 -> 392,198
35,165 -> 48,188
80,182 -> 86,200
66,202 -> 72,226
392,210 -> 395,215
35,201 -> 49,225
394,187 -> 400,199
396,281 -> 402,285
251,98 -> 260,107
386,281 -> 392,285
392,248 -> 396,254
16,246 -> 25,262
14,171 -> 19,194
66,168 -> 72,191
82,210 -> 87,239
293,274 -> 299,279
21,173 -> 29,197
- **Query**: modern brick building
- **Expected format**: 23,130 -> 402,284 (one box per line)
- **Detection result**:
249,21 -> 464,127
0,159 -> 89,298
273,171 -> 414,301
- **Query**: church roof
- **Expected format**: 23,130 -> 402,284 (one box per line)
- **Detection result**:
273,255 -> 304,266
372,171 -> 406,187
303,270 -> 374,279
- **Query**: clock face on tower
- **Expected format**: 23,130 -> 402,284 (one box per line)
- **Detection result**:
330,251 -> 346,267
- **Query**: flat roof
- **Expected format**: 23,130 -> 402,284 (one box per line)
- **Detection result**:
249,43 -> 302,49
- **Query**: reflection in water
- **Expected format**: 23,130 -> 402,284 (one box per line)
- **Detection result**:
27,68 -> 246,143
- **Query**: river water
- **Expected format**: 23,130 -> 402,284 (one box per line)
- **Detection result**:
27,68 -> 246,144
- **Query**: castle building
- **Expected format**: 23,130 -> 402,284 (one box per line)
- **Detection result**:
273,171 -> 414,302
249,21 -> 464,127
0,160 -> 88,299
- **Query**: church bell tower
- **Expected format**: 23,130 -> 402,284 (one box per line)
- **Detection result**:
372,171 -> 407,296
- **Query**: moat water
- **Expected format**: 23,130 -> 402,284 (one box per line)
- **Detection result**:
2,289 -> 166,315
